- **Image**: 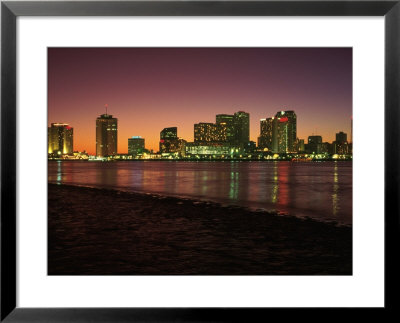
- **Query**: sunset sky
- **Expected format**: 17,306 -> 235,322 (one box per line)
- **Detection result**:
48,48 -> 352,154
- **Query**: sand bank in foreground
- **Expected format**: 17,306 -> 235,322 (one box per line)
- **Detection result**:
48,183 -> 352,275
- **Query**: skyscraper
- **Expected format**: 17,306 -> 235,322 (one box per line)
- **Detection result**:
48,123 -> 73,155
336,131 -> 347,143
307,135 -> 323,154
233,111 -> 250,147
216,114 -> 234,144
160,127 -> 177,140
334,131 -> 349,154
96,113 -> 118,157
194,123 -> 226,143
258,117 -> 274,150
194,123 -> 217,143
273,110 -> 297,153
159,127 -> 186,156
128,136 -> 145,156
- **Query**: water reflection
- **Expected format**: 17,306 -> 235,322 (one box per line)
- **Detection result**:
56,161 -> 62,184
277,162 -> 290,214
332,162 -> 339,216
48,161 -> 352,225
229,166 -> 239,200
271,162 -> 278,204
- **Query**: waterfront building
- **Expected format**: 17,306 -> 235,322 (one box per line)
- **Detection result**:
194,122 -> 226,143
160,127 -> 177,140
185,142 -> 230,156
216,114 -> 235,144
336,131 -> 347,143
60,151 -> 89,160
159,127 -> 186,156
334,131 -> 349,154
245,141 -> 257,153
233,111 -> 250,147
128,136 -> 145,156
194,123 -> 217,143
322,142 -> 334,154
296,138 -> 305,153
273,110 -> 297,153
160,138 -> 186,156
48,123 -> 73,155
258,117 -> 274,151
307,135 -> 323,154
211,111 -> 250,149
96,113 -> 118,157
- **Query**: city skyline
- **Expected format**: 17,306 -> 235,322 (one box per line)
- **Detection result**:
48,108 -> 350,158
48,48 -> 352,154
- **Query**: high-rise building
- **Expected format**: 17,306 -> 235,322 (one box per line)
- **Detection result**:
160,127 -> 177,140
48,123 -> 73,155
233,111 -> 250,147
307,135 -> 323,154
216,114 -> 235,144
258,117 -> 274,150
194,123 -> 226,143
159,127 -> 186,156
194,123 -> 217,143
334,131 -> 349,154
273,110 -> 297,153
96,113 -> 118,157
336,131 -> 347,143
128,136 -> 145,156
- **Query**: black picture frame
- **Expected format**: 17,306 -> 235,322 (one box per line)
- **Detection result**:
1,0 -> 399,321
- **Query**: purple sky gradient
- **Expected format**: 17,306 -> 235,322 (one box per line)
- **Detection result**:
48,48 -> 352,154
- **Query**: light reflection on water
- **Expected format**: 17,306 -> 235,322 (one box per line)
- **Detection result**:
49,161 -> 352,225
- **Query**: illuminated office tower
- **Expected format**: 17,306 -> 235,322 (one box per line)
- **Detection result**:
48,123 -> 73,155
273,110 -> 297,153
128,136 -> 145,155
307,135 -> 323,154
258,117 -> 274,150
334,131 -> 349,154
233,111 -> 250,147
213,123 -> 227,142
193,122 -> 226,143
216,114 -> 235,144
160,127 -> 177,140
194,123 -> 216,143
159,127 -> 186,155
96,113 -> 118,157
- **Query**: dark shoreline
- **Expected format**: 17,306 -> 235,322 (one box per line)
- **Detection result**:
48,183 -> 352,275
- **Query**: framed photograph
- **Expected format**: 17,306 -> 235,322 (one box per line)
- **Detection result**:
1,0 -> 398,321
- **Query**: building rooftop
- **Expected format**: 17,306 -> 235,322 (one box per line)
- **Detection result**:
98,114 -> 115,119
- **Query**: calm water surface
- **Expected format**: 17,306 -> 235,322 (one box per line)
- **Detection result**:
48,161 -> 352,225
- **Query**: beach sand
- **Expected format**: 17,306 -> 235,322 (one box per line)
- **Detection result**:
48,183 -> 352,275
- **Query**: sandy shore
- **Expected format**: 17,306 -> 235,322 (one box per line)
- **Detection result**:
48,183 -> 352,275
